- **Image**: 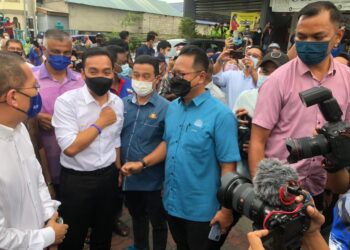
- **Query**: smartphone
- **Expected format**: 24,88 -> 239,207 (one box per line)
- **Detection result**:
230,50 -> 244,60
208,223 -> 221,242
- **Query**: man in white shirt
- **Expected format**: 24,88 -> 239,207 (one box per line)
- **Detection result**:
205,61 -> 226,104
0,51 -> 68,249
52,47 -> 124,250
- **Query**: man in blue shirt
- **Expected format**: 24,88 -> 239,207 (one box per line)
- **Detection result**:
122,46 -> 241,249
121,55 -> 169,250
135,31 -> 158,59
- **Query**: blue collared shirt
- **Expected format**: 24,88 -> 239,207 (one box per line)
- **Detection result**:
213,70 -> 256,110
121,93 -> 169,191
163,91 -> 241,222
135,44 -> 155,59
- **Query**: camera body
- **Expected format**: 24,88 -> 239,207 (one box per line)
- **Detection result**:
286,86 -> 350,169
218,172 -> 311,250
238,114 -> 252,159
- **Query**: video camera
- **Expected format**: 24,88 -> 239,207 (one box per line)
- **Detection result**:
218,169 -> 312,250
286,86 -> 350,170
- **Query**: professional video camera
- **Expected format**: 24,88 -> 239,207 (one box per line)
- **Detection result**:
286,86 -> 350,171
218,159 -> 312,250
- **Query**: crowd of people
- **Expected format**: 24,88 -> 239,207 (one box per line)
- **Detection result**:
1,1 -> 350,250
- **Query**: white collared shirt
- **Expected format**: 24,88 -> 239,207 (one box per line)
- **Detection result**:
0,123 -> 59,249
52,84 -> 124,171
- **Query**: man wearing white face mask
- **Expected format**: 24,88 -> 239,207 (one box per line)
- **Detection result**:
213,46 -> 264,110
121,55 -> 169,250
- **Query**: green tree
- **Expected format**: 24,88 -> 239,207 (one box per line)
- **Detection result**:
179,17 -> 197,39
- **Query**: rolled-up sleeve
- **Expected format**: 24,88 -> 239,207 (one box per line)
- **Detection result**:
52,98 -> 79,151
213,71 -> 228,88
253,75 -> 283,130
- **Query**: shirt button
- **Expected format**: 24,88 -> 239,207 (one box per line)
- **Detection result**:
175,140 -> 178,143
172,156 -> 175,159
317,121 -> 320,124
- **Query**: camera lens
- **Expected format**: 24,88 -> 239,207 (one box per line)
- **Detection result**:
286,134 -> 330,163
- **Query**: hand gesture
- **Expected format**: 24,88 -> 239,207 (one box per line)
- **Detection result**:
247,229 -> 269,250
121,161 -> 143,176
46,212 -> 69,245
96,106 -> 117,129
235,108 -> 249,125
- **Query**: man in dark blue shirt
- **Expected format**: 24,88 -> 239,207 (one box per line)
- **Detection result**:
135,31 -> 158,59
122,46 -> 240,250
121,55 -> 169,250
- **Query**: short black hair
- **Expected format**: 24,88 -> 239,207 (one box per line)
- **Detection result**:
179,45 -> 209,72
106,45 -> 126,60
0,51 -> 26,96
146,31 -> 158,42
134,55 -> 160,76
298,1 -> 341,27
105,38 -> 129,51
248,45 -> 265,57
82,47 -> 115,69
119,30 -> 129,40
5,39 -> 23,50
157,40 -> 171,52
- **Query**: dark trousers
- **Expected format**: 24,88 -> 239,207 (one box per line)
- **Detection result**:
167,211 -> 241,250
58,165 -> 119,250
125,190 -> 168,250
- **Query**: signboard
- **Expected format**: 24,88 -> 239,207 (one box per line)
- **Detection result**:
230,12 -> 261,32
271,0 -> 350,12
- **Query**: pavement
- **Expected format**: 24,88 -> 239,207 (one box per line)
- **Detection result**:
110,208 -> 252,250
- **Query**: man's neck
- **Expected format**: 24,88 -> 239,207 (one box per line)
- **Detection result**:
45,61 -> 67,83
146,42 -> 152,48
183,86 -> 206,104
0,109 -> 21,129
89,90 -> 109,106
136,92 -> 153,105
308,56 -> 332,81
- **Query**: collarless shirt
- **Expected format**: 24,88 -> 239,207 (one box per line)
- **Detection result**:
32,63 -> 84,183
213,70 -> 256,110
0,123 -> 59,249
253,57 -> 350,195
121,93 -> 169,191
163,91 -> 241,222
52,85 -> 124,171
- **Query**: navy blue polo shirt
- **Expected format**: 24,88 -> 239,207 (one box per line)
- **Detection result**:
163,91 -> 241,222
121,93 -> 169,191
135,44 -> 155,58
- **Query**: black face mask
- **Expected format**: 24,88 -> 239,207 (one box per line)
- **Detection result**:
11,51 -> 23,57
169,76 -> 192,98
85,77 -> 113,96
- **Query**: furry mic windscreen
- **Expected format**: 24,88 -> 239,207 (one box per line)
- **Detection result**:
253,158 -> 299,207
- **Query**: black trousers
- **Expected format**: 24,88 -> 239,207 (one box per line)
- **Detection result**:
58,165 -> 119,250
167,211 -> 241,250
125,190 -> 168,250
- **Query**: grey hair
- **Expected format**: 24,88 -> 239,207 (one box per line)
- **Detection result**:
253,158 -> 299,207
43,29 -> 71,48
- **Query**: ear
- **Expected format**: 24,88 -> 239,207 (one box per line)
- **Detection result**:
6,89 -> 19,107
81,68 -> 86,81
335,28 -> 344,46
199,71 -> 207,83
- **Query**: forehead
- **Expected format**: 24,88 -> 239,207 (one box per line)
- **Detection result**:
262,61 -> 278,71
8,42 -> 22,49
133,63 -> 155,75
85,55 -> 112,68
247,48 -> 263,57
297,10 -> 336,33
173,54 -> 195,71
47,38 -> 72,49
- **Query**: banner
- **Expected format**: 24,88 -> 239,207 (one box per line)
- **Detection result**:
230,12 -> 261,32
271,0 -> 350,12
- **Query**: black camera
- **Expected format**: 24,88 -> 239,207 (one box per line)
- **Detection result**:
217,172 -> 311,250
238,114 -> 252,159
286,86 -> 350,169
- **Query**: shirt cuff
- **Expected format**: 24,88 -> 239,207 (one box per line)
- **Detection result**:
41,226 -> 55,248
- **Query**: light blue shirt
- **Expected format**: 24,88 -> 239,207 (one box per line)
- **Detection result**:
213,70 -> 256,110
163,91 -> 241,222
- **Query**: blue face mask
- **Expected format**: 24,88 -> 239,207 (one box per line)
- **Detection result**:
250,56 -> 259,69
257,74 -> 268,88
296,41 -> 330,66
48,55 -> 71,71
118,64 -> 131,78
15,91 -> 42,118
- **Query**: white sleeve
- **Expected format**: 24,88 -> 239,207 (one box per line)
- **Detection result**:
213,71 -> 229,88
52,97 -> 79,151
115,100 -> 124,148
0,215 -> 55,249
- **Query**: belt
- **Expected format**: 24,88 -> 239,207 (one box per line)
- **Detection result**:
61,164 -> 115,176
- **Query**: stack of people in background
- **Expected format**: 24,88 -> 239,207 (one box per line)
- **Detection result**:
2,1 -> 350,250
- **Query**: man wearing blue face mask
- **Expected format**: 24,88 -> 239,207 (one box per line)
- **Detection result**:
213,45 -> 264,110
32,30 -> 84,198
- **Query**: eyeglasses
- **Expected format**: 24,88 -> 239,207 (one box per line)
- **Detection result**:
169,70 -> 201,80
16,82 -> 41,91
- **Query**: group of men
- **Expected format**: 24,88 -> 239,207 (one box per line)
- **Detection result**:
1,1 -> 350,250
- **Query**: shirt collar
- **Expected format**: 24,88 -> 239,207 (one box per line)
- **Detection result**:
38,62 -> 78,81
129,92 -> 157,106
0,123 -> 18,139
296,57 -> 336,77
178,90 -> 210,107
82,84 -> 116,105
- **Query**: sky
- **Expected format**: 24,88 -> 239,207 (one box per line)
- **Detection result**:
159,0 -> 184,3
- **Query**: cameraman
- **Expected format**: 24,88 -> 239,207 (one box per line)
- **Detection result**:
247,202 -> 329,250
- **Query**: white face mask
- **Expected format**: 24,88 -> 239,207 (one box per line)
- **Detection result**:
132,79 -> 153,97
257,73 -> 268,88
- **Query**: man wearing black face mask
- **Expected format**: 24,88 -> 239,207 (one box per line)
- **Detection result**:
122,45 -> 241,250
52,47 -> 124,250
5,39 -> 34,69
250,1 -> 350,214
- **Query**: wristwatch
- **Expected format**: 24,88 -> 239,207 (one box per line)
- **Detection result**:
140,158 -> 147,168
